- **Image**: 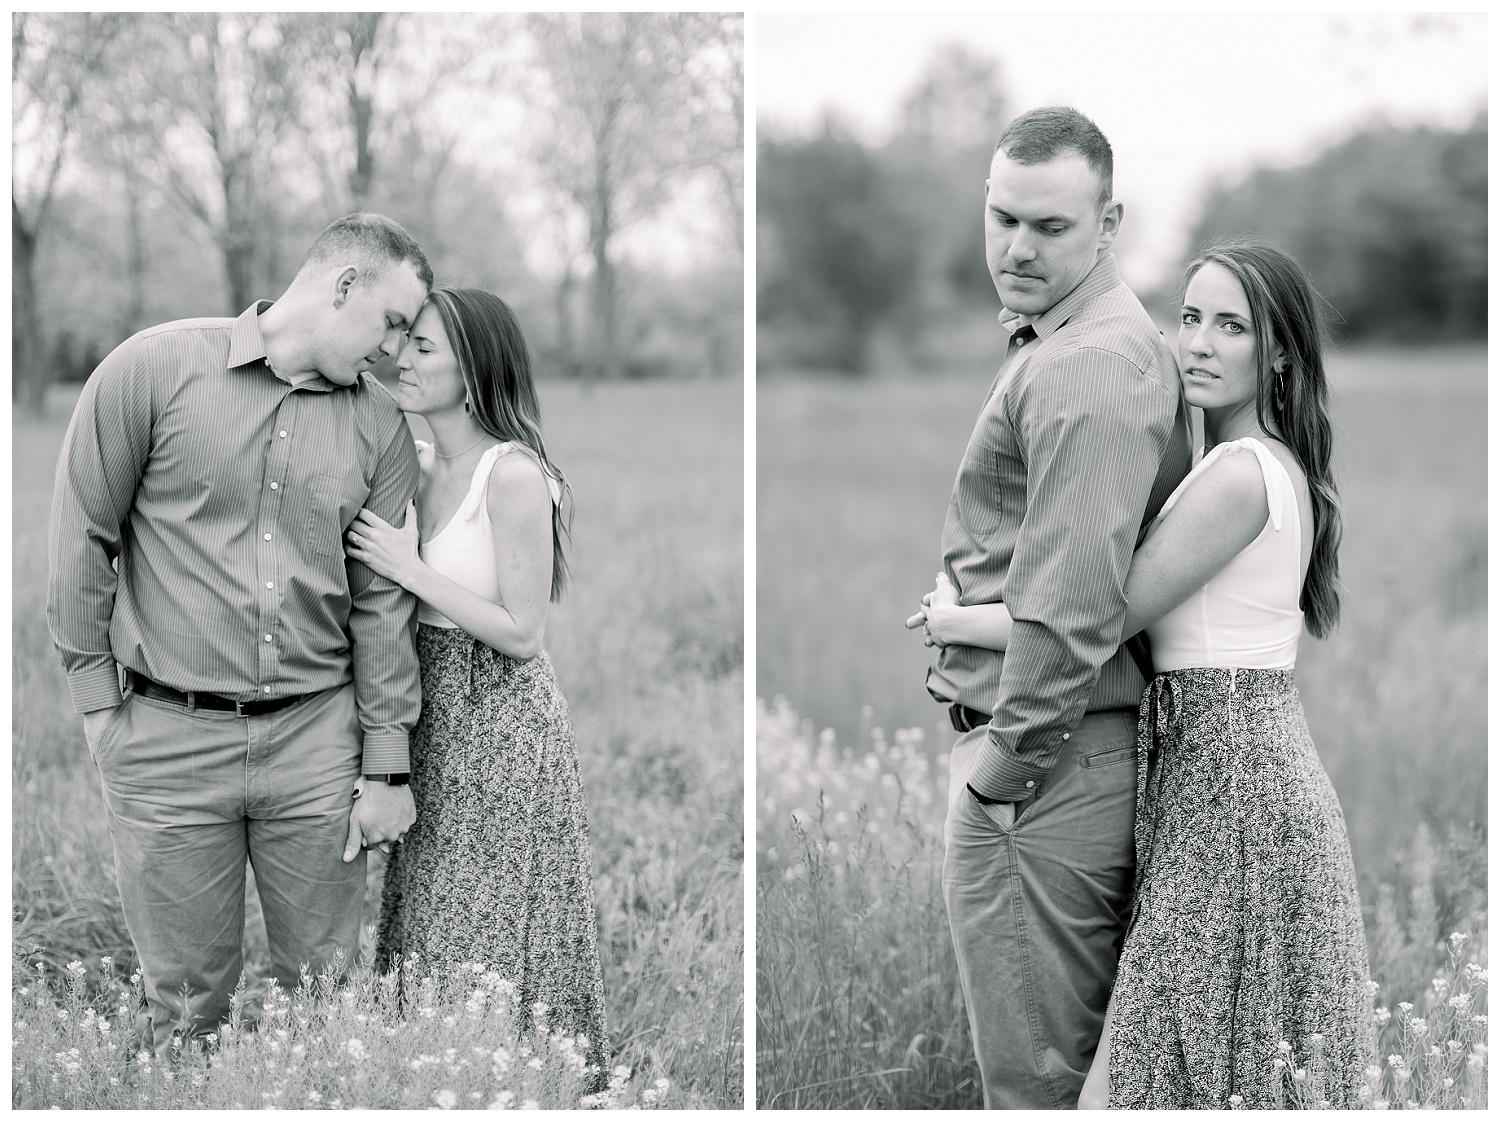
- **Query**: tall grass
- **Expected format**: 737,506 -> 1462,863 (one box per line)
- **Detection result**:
756,698 -> 1487,1110
13,378 -> 743,1108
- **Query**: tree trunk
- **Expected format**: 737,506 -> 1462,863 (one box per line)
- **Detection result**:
554,263 -> 577,378
122,171 -> 148,335
12,199 -> 48,415
588,149 -> 619,381
346,13 -> 381,205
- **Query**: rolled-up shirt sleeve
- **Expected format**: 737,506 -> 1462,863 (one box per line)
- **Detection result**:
345,416 -> 421,773
48,338 -> 154,713
967,347 -> 1178,801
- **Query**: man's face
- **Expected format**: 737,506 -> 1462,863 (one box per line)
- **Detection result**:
983,150 -> 1120,317
319,260 -> 429,386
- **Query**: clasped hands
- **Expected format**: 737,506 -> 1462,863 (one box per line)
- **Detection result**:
905,571 -> 962,647
343,777 -> 416,863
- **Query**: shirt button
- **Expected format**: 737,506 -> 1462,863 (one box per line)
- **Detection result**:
266,581 -> 274,589
263,686 -> 271,694
1025,780 -> 1035,788
264,533 -> 272,541
264,634 -> 272,642
279,430 -> 287,438
270,481 -> 279,490
1062,732 -> 1070,740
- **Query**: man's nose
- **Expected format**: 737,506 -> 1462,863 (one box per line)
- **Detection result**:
380,328 -> 403,356
1008,229 -> 1038,262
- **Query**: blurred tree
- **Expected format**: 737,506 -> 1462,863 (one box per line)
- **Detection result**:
138,13 -> 330,312
896,43 -> 1007,153
888,44 -> 1009,314
12,12 -> 121,412
758,123 -> 920,372
1187,117 -> 1487,340
522,13 -> 740,379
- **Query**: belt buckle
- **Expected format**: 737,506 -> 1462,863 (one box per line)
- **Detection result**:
234,698 -> 249,718
183,690 -> 196,714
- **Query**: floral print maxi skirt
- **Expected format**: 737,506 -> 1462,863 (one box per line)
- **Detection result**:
1108,667 -> 1374,1109
376,625 -> 608,1077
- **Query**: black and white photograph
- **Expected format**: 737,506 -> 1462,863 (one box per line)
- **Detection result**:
13,11 -> 743,1109
756,11 -> 1486,1110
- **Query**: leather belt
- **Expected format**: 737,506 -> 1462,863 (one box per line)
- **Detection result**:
949,703 -> 991,733
125,669 -> 313,717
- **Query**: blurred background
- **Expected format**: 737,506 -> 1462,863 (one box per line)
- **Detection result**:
757,11 -> 1486,1108
14,12 -> 743,1107
13,11 -> 743,411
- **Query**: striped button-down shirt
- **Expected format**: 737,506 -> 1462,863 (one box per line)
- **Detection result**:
928,253 -> 1192,801
48,302 -> 421,772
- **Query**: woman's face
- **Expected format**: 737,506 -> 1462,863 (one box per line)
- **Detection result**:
393,304 -> 467,417
1177,261 -> 1272,414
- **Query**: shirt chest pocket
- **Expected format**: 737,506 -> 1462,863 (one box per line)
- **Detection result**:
954,439 -> 1018,539
307,472 -> 368,558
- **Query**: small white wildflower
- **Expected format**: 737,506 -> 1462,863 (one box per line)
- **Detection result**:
346,1038 -> 366,1062
308,1091 -> 322,1103
434,1089 -> 457,1110
1398,1002 -> 1414,1015
442,1014 -> 457,1028
1277,1040 -> 1294,1054
527,1056 -> 543,1070
1365,979 -> 1380,996
488,1090 -> 515,1109
520,1101 -> 539,1111
1410,1017 -> 1428,1037
1375,1007 -> 1391,1028
65,961 -> 86,978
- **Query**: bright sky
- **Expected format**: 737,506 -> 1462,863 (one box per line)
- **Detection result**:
756,11 -> 1488,288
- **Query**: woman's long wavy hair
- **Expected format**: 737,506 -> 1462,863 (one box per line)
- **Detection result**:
425,287 -> 572,601
1183,238 -> 1342,637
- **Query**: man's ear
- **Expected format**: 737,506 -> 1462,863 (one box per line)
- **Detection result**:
1097,200 -> 1124,251
332,265 -> 358,308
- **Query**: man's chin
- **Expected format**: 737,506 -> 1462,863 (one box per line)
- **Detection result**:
996,281 -> 1054,316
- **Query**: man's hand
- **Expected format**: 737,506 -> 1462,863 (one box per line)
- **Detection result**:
343,776 -> 416,862
82,705 -> 119,756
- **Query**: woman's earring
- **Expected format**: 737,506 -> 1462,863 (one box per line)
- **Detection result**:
463,399 -> 472,415
1273,365 -> 1288,410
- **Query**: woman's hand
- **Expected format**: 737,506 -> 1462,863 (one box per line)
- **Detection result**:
904,573 -> 1015,652
346,500 -> 422,588
905,572 -> 960,647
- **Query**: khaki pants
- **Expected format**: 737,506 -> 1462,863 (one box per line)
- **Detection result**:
943,708 -> 1138,1109
90,682 -> 366,1050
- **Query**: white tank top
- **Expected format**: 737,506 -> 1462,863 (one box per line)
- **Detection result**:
414,441 -> 562,629
1146,436 -> 1304,671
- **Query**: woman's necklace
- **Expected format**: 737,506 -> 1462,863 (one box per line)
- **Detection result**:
433,435 -> 489,460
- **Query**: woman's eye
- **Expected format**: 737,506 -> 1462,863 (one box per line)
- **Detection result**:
1224,321 -> 1244,334
1180,312 -> 1199,325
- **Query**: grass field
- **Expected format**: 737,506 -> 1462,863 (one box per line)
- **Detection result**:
13,378 -> 744,1108
756,345 -> 1487,1108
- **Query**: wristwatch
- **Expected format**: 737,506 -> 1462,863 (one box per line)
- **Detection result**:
362,772 -> 411,787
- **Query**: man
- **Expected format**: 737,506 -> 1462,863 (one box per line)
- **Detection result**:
926,108 -> 1192,1107
48,213 -> 432,1049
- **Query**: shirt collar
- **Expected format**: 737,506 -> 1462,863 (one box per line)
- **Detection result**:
997,252 -> 1122,343
226,300 -> 355,395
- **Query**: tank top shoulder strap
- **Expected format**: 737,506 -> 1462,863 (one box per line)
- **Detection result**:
1215,436 -> 1296,535
454,443 -> 509,525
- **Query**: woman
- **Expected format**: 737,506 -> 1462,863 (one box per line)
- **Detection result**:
345,287 -> 608,1073
908,240 -> 1373,1108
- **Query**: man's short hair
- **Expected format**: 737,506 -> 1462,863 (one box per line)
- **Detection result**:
298,212 -> 434,291
995,107 -> 1113,210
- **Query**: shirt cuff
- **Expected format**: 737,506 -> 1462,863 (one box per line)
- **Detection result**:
68,663 -> 123,714
967,735 -> 1053,802
359,731 -> 411,774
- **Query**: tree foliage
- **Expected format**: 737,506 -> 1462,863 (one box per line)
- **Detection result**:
11,13 -> 742,412
1185,117 -> 1487,341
